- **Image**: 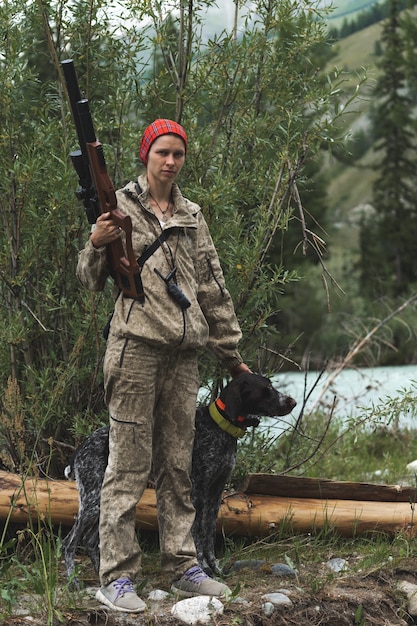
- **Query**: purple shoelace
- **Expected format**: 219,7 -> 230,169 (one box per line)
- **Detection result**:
183,566 -> 209,583
113,578 -> 135,600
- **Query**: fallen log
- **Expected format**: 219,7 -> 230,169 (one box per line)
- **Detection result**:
0,470 -> 157,530
241,473 -> 417,502
0,470 -> 415,538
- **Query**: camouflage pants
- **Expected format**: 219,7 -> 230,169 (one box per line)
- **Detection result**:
99,335 -> 200,586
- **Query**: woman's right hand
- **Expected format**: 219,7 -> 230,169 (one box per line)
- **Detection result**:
90,212 -> 123,248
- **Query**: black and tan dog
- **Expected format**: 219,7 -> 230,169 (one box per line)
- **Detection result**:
62,372 -> 296,586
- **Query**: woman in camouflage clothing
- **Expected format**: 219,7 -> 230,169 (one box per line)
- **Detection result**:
76,119 -> 250,613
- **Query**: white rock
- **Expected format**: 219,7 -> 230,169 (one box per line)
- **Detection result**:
171,596 -> 224,625
398,580 -> 417,616
231,597 -> 251,606
326,557 -> 348,573
262,601 -> 275,617
262,592 -> 293,607
148,589 -> 170,601
406,460 -> 417,472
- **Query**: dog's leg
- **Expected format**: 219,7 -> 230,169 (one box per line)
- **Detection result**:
82,519 -> 100,573
202,471 -> 230,576
191,488 -> 206,570
62,500 -> 101,588
62,513 -> 84,590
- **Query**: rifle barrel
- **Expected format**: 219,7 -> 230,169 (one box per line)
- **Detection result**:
61,59 -> 88,155
77,99 -> 97,145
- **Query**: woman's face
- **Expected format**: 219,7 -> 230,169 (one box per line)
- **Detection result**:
146,134 -> 186,185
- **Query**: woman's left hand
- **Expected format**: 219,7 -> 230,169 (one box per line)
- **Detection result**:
229,363 -> 252,378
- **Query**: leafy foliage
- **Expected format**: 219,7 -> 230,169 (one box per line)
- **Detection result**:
0,0 -> 363,475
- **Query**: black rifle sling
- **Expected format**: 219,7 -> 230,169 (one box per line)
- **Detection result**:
132,229 -> 172,305
137,229 -> 170,269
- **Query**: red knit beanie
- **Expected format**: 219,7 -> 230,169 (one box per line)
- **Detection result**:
139,119 -> 188,165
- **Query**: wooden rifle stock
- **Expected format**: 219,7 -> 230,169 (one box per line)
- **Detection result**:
61,59 -> 142,300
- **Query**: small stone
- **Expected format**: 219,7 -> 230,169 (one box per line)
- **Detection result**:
271,563 -> 297,577
148,589 -> 170,601
326,557 -> 348,573
262,592 -> 293,607
227,559 -> 265,572
276,588 -> 291,595
398,580 -> 417,616
231,597 -> 251,606
171,596 -> 224,625
262,601 -> 275,617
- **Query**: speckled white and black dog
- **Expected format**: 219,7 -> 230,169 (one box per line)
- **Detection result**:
62,372 -> 296,586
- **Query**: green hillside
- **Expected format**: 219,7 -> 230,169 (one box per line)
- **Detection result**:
326,20 -> 383,218
326,0 -> 381,29
321,19 -> 384,276
330,18 -> 382,72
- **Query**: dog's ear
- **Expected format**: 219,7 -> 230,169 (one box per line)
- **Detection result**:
223,376 -> 245,421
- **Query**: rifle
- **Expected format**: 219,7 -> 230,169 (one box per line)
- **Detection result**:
61,59 -> 143,300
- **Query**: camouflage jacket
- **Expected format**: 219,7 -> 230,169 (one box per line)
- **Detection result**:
76,174 -> 244,371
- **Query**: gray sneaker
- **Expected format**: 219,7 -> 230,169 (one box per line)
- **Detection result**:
171,566 -> 231,598
96,578 -> 146,612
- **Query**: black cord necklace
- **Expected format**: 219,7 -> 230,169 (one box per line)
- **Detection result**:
149,191 -> 172,222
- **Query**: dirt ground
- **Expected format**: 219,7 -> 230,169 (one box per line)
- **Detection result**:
4,556 -> 417,626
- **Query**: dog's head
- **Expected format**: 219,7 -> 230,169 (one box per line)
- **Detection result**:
219,372 -> 296,425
